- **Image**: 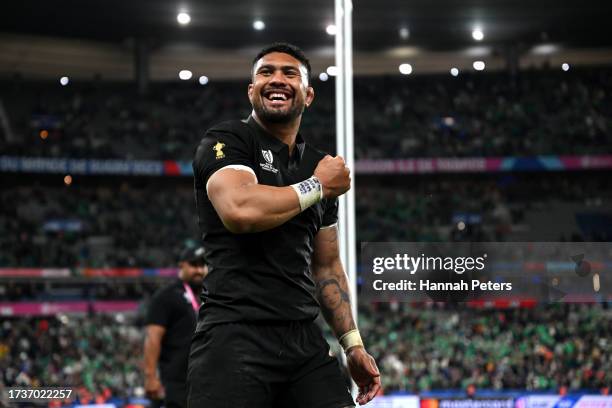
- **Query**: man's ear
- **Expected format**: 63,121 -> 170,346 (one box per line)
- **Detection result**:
305,86 -> 315,108
247,83 -> 254,102
178,261 -> 187,278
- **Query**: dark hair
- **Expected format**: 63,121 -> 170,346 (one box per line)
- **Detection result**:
252,42 -> 311,83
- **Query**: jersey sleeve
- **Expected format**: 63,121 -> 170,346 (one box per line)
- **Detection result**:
193,128 -> 257,190
320,197 -> 338,229
145,290 -> 172,327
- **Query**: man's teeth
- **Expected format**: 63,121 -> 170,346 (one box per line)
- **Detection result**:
268,93 -> 288,101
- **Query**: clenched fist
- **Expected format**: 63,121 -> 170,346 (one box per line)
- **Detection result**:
314,155 -> 351,199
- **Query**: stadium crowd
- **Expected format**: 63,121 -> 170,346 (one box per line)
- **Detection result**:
1,67 -> 611,160
357,173 -> 612,243
0,314 -> 143,405
0,303 -> 609,403
361,302 -> 611,393
0,180 -> 199,268
2,172 -> 610,268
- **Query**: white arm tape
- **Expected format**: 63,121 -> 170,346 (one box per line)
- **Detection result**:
339,329 -> 364,352
206,165 -> 257,196
290,176 -> 323,211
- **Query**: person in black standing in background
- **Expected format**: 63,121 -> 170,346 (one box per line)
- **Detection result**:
144,246 -> 207,408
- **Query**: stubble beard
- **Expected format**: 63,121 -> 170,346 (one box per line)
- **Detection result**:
254,97 -> 304,124
189,275 -> 204,290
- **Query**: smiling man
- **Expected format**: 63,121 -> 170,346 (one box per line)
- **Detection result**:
188,43 -> 381,408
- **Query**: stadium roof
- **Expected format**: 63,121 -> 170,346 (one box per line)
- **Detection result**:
2,0 -> 612,80
2,0 -> 612,51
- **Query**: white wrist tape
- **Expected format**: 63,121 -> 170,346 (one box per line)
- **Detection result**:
290,176 -> 323,211
339,329 -> 364,352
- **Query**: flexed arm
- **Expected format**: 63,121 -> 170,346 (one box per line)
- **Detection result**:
207,155 -> 350,233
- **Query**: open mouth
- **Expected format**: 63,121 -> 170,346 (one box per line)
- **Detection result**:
263,89 -> 292,104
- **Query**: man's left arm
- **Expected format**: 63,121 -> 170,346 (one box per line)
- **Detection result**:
312,225 -> 381,405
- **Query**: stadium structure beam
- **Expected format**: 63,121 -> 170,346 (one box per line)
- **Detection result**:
334,0 -> 357,332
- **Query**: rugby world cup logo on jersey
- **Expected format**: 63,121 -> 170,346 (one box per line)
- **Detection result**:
260,149 -> 279,173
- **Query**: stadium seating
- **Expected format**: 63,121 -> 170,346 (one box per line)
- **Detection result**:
1,67 -> 611,160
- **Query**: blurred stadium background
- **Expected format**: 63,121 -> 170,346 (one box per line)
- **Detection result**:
1,0 -> 611,407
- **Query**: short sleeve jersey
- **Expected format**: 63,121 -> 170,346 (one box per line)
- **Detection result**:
192,116 -> 338,332
145,279 -> 198,383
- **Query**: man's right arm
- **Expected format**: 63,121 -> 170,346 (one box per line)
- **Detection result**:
143,324 -> 166,399
207,168 -> 301,233
207,155 -> 350,234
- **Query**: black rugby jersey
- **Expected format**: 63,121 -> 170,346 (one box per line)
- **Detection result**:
145,279 -> 198,383
192,116 -> 338,331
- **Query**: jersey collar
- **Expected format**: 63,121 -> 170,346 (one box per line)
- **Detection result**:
246,115 -> 306,161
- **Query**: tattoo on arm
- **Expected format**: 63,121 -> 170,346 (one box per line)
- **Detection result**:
316,278 -> 355,334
